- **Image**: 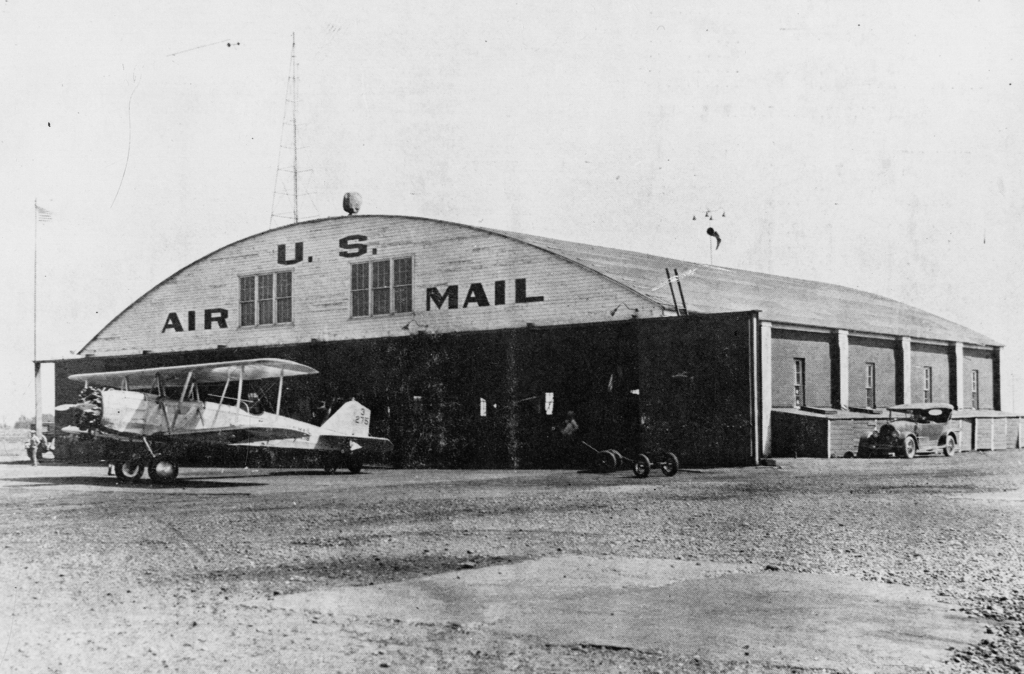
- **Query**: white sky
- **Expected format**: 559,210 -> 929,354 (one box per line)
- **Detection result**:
1,1 -> 1022,423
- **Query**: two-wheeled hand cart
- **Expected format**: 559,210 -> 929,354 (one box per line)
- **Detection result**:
580,440 -> 679,478
616,448 -> 680,478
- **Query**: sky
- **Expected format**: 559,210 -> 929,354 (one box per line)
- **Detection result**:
1,0 -> 1022,424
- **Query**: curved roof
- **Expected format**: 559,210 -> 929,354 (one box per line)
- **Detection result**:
81,215 -> 998,354
479,227 -> 998,346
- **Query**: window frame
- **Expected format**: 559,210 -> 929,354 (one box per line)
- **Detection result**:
238,270 -> 294,328
350,256 -> 414,318
923,366 -> 933,403
865,362 -> 876,409
793,358 -> 806,408
971,369 -> 980,409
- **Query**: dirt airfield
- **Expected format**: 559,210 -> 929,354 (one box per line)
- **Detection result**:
2,449 -> 1023,673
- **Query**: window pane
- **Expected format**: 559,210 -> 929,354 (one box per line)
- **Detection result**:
240,276 -> 255,302
277,297 -> 292,323
351,263 -> 369,290
258,274 -> 274,300
275,272 -> 292,323
393,285 -> 412,313
371,260 -> 390,289
394,257 -> 412,286
276,271 -> 292,299
371,261 -> 390,314
240,276 -> 255,327
258,274 -> 274,324
394,257 -> 412,313
372,288 -> 390,315
351,263 -> 369,317
794,359 -> 805,407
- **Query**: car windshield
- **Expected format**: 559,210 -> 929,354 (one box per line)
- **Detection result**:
913,408 -> 951,423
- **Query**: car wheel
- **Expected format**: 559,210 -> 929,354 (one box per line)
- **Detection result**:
943,435 -> 957,457
597,451 -> 617,473
610,450 -> 624,470
633,454 -> 651,478
660,452 -> 679,476
901,436 -> 917,459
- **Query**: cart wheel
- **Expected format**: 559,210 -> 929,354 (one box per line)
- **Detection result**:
597,450 -> 616,473
660,452 -> 679,477
609,450 -> 624,470
633,454 -> 651,478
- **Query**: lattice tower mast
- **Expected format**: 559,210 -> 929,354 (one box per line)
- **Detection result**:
270,34 -> 316,229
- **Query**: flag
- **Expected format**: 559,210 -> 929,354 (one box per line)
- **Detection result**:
35,204 -> 53,223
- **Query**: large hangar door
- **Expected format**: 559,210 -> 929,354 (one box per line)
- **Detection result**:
637,312 -> 760,467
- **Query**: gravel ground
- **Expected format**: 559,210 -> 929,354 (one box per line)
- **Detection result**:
1,450 -> 1023,673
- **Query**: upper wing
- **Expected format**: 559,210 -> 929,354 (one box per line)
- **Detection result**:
69,358 -> 318,390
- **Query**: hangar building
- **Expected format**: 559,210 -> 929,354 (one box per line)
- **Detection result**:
51,215 -> 1013,467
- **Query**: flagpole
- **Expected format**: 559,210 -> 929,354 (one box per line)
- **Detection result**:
33,199 -> 38,364
33,200 -> 40,466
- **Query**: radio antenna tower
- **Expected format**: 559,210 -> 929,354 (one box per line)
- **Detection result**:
270,33 -> 316,229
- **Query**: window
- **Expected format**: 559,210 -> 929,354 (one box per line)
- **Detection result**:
351,263 -> 369,317
277,272 -> 292,323
372,260 -> 390,314
793,359 -> 805,408
865,362 -> 876,409
923,366 -> 933,403
240,271 -> 292,327
239,276 -> 255,326
258,274 -> 274,325
351,257 -> 413,317
971,370 -> 980,409
394,257 -> 413,313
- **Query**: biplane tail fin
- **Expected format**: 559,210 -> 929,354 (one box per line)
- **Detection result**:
320,399 -> 371,438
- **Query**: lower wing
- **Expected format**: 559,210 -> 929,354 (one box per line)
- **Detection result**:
315,434 -> 394,454
61,425 -> 309,444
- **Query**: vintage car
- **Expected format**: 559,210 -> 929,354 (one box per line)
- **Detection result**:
858,403 -> 959,459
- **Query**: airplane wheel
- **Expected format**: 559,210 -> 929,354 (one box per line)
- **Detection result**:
114,458 -> 145,483
149,456 -> 178,484
660,452 -> 680,477
323,454 -> 339,474
346,455 -> 363,474
633,454 -> 651,478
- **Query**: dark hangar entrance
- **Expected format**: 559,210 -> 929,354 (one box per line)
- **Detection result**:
54,312 -> 761,469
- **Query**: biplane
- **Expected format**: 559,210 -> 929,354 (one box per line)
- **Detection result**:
57,358 -> 393,484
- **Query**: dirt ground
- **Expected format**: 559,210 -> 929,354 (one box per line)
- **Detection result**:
1,449 -> 1023,673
